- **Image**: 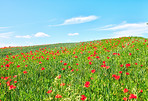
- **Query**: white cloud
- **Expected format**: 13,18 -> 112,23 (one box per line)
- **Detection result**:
0,27 -> 10,31
68,33 -> 79,36
15,35 -> 31,38
34,32 -> 50,37
99,22 -> 148,38
49,15 -> 98,26
0,32 -> 13,38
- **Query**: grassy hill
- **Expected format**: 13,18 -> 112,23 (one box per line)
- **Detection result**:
0,37 -> 148,101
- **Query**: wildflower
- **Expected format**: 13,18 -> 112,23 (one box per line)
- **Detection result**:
123,88 -> 128,93
64,63 -> 67,65
106,66 -> 110,69
115,75 -> 120,80
75,56 -> 78,58
41,67 -> 45,70
9,85 -> 16,90
126,72 -> 129,75
112,74 -> 116,77
123,97 -> 127,101
60,83 -> 65,86
126,64 -> 131,68
119,71 -> 122,74
129,53 -> 131,55
89,62 -> 92,65
62,68 -> 65,70
84,81 -> 90,88
17,65 -> 20,68
120,64 -> 123,67
96,56 -> 100,58
91,69 -> 95,73
81,95 -> 87,101
129,94 -> 137,99
47,90 -> 52,93
55,94 -> 62,98
14,81 -> 17,83
57,75 -> 61,79
71,69 -> 74,72
13,75 -> 17,78
140,90 -> 143,93
23,71 -> 27,74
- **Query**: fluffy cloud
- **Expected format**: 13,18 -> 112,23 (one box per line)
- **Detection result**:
34,32 -> 50,37
49,15 -> 98,26
15,35 -> 31,38
0,32 -> 13,38
99,22 -> 148,38
68,33 -> 79,36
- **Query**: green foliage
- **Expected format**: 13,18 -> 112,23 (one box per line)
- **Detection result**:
0,37 -> 148,101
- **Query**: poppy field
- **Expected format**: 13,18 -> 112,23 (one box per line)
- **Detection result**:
0,37 -> 148,101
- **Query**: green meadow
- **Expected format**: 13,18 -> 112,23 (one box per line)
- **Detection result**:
0,37 -> 148,101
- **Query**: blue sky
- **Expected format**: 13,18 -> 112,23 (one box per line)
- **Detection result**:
0,0 -> 148,47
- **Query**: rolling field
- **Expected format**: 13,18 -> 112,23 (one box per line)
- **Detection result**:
0,37 -> 148,101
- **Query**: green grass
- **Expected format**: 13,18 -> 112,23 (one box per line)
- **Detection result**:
0,37 -> 148,101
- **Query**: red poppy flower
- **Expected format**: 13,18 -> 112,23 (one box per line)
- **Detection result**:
96,56 -> 100,58
126,72 -> 129,75
76,63 -> 79,65
140,90 -> 143,93
107,57 -> 110,59
23,71 -> 27,74
71,69 -> 74,72
112,74 -> 116,77
129,53 -> 131,55
126,64 -> 131,68
135,63 -> 137,65
55,94 -> 62,98
123,88 -> 128,93
57,75 -> 61,79
9,85 -> 16,90
68,66 -> 71,68
106,66 -> 110,69
47,90 -> 52,93
129,94 -> 137,99
91,69 -> 95,73
14,81 -> 17,83
120,64 -> 123,67
75,56 -> 78,58
89,62 -> 92,65
81,95 -> 87,101
119,71 -> 122,74
13,75 -> 17,78
123,97 -> 127,101
62,68 -> 65,70
5,64 -> 10,67
60,83 -> 65,86
4,77 -> 9,80
64,63 -> 67,65
41,67 -> 45,70
17,65 -> 20,68
84,81 -> 90,88
115,75 -> 120,80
